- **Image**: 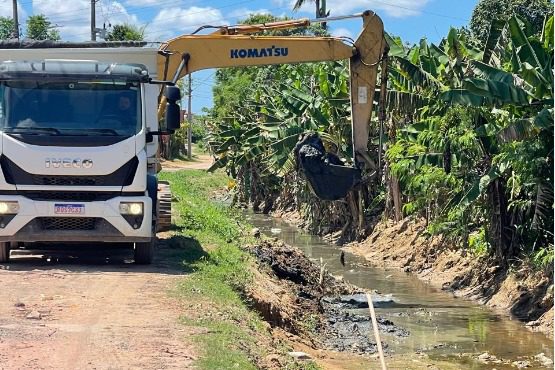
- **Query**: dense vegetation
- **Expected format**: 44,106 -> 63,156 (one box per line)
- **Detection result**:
470,0 -> 552,41
385,15 -> 553,266
0,14 -> 60,40
206,2 -> 553,269
105,24 -> 145,42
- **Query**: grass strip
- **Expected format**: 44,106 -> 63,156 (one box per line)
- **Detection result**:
159,169 -> 318,370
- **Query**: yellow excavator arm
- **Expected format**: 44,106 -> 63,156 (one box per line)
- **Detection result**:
157,10 -> 386,199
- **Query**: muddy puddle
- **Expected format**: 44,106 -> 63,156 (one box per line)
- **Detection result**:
245,212 -> 554,369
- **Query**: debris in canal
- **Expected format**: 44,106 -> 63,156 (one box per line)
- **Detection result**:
244,239 -> 410,355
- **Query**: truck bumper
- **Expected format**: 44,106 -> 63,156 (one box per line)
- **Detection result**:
0,195 -> 153,243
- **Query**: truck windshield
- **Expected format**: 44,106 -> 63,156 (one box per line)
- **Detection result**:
0,80 -> 141,136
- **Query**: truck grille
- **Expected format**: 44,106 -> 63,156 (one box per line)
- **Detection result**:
21,191 -> 120,202
0,155 -> 139,186
32,175 -> 104,186
39,217 -> 98,230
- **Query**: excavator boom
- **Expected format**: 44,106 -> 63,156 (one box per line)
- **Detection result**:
158,10 -> 386,199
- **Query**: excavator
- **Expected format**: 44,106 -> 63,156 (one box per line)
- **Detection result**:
157,10 -> 387,200
0,10 -> 385,263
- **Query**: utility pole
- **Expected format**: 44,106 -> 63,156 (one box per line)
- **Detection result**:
187,74 -> 193,160
320,0 -> 327,30
90,0 -> 97,41
12,0 -> 19,40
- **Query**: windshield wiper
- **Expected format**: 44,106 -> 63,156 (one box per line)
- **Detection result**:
77,128 -> 121,136
4,127 -> 61,135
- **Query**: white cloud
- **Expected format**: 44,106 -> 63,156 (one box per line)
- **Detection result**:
147,6 -> 227,40
291,0 -> 430,18
124,0 -> 161,5
271,0 -> 288,5
229,8 -> 271,21
331,27 -> 353,39
32,0 -> 139,41
0,0 -> 27,19
100,1 -> 140,26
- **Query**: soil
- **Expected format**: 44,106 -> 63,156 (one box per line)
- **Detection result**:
161,154 -> 213,171
243,239 -> 409,355
344,218 -> 554,338
0,238 -> 196,370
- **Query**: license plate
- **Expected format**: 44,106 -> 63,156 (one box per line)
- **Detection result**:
54,204 -> 85,215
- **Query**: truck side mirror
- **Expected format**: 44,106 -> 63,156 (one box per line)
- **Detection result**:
165,86 -> 181,133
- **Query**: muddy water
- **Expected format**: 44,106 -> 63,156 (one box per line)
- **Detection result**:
245,213 -> 554,369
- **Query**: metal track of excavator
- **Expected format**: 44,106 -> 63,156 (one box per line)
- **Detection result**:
157,181 -> 172,232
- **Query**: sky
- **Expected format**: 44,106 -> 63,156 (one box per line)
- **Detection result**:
2,0 -> 479,113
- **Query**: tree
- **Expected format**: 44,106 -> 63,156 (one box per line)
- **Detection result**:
385,15 -> 553,265
26,15 -> 60,41
211,13 -> 327,120
0,17 -> 15,40
105,24 -> 145,41
293,0 -> 328,18
470,0 -> 552,41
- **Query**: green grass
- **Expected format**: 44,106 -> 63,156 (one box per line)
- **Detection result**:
159,169 -> 319,370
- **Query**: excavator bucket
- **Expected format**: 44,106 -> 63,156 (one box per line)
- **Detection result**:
294,134 -> 361,200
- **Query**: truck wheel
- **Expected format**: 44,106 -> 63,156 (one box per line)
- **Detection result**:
134,234 -> 155,265
0,242 -> 10,263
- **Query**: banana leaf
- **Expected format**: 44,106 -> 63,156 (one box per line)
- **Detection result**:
207,156 -> 228,172
462,78 -> 529,105
449,164 -> 499,210
395,58 -> 439,89
214,136 -> 238,154
440,89 -> 486,106
483,19 -> 505,64
542,16 -> 553,50
509,16 -> 543,69
446,27 -> 468,62
384,33 -> 406,58
469,60 -> 514,84
429,44 -> 449,65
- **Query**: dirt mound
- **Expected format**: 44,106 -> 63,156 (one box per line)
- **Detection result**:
250,240 -> 353,295
346,219 -> 554,338
244,240 -> 409,354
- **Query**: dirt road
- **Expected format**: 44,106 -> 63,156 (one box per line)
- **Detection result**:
162,154 -> 213,171
0,239 -> 196,370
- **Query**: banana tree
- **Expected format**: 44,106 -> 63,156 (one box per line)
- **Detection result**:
384,15 -> 553,261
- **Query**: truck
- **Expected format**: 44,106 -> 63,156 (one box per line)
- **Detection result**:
0,10 -> 385,264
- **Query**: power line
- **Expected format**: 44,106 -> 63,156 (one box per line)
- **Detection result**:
371,0 -> 470,22
23,1 -> 471,43
192,72 -> 217,88
31,0 -> 255,24
63,2 -> 290,40
148,4 -> 292,40
48,0 -> 266,40
11,0 -> 470,33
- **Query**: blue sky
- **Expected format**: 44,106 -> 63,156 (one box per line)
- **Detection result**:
2,0 -> 479,113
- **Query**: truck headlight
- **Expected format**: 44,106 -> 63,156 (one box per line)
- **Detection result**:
119,202 -> 144,215
0,201 -> 19,214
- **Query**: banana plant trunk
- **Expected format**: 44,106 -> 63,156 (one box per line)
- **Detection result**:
387,117 -> 403,222
489,178 -> 513,263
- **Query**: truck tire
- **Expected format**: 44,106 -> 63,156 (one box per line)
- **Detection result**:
157,181 -> 172,232
134,238 -> 154,265
0,242 -> 10,263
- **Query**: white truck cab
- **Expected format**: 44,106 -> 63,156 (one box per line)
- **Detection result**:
0,42 -> 180,264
